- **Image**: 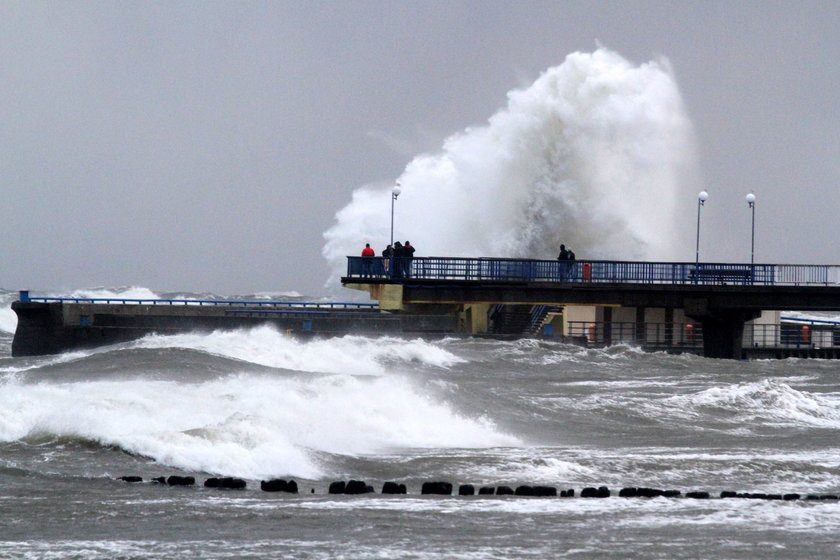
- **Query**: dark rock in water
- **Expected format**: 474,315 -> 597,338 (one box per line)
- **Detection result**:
582,486 -> 610,498
663,490 -> 681,498
495,486 -> 514,496
119,476 -> 143,483
767,494 -> 783,500
686,491 -> 710,499
328,481 -> 346,494
820,495 -> 840,501
514,485 -> 534,496
533,486 -> 557,497
560,489 -> 575,498
458,484 -> 475,496
167,476 -> 195,486
287,480 -> 299,493
261,479 -> 288,492
204,477 -> 245,489
478,486 -> 495,495
783,493 -> 801,501
720,491 -> 737,498
382,482 -> 407,494
421,481 -> 453,495
515,485 -> 556,497
636,488 -> 666,498
619,487 -> 638,498
345,480 -> 373,495
152,476 -> 166,484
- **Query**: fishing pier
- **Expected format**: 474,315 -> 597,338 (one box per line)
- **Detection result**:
11,257 -> 840,360
343,257 -> 840,360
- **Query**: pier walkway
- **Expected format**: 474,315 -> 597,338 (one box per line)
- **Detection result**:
343,257 -> 840,359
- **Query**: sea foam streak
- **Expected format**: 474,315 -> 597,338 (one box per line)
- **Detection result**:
134,325 -> 465,374
322,48 -> 698,285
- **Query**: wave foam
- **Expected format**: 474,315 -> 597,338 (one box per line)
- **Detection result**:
674,379 -> 840,428
134,325 -> 466,374
322,47 -> 698,285
0,368 -> 516,479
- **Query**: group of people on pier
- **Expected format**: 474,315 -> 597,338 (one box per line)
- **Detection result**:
360,240 -> 415,278
557,244 -> 576,262
359,241 -> 578,279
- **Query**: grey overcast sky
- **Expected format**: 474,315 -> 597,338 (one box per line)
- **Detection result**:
1,1 -> 838,297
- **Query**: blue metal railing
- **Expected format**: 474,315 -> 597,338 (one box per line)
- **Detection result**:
346,257 -> 840,286
17,292 -> 378,310
567,321 -> 704,347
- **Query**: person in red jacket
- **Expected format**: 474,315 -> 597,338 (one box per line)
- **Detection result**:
361,243 -> 375,276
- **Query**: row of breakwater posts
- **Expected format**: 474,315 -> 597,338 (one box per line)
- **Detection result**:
117,477 -> 840,501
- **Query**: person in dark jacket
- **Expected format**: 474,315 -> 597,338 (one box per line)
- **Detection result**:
557,244 -> 571,280
382,244 -> 393,275
403,241 -> 415,277
392,241 -> 404,277
558,244 -> 569,261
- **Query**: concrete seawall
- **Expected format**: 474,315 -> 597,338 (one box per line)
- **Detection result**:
11,300 -> 458,357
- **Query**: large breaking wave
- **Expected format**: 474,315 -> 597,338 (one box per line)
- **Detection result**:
323,48 -> 699,285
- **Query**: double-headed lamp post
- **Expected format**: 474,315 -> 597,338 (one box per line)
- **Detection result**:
746,192 -> 756,266
390,182 -> 401,251
695,190 -> 709,269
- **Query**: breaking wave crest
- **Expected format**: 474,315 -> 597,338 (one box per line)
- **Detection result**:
134,325 -> 466,374
323,47 -> 698,285
683,379 -> 840,428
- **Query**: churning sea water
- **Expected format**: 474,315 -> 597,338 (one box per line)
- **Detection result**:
2,288 -> 840,559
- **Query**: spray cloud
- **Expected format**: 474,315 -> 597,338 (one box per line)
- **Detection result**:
323,48 -> 698,284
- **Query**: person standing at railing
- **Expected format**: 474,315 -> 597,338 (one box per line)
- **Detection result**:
557,244 -> 574,280
404,241 -> 415,277
558,244 -> 569,261
382,244 -> 393,275
392,241 -> 404,278
361,243 -> 375,277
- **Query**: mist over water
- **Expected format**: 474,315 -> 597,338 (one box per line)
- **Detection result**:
323,48 -> 698,284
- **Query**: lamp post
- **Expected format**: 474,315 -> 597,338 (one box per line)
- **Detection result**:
390,182 -> 401,251
695,190 -> 709,271
746,192 -> 756,266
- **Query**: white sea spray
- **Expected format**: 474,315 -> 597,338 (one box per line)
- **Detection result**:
322,48 -> 699,285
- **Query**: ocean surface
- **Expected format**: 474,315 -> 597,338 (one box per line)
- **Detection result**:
3,288 -> 840,559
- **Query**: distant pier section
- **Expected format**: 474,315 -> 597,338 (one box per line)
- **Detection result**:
10,292 -> 456,357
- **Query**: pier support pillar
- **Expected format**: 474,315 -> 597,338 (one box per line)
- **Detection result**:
688,309 -> 761,359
